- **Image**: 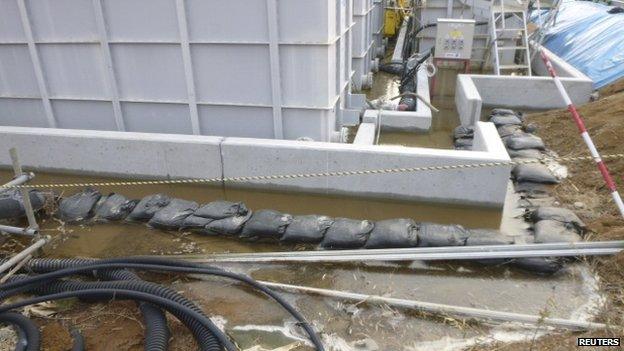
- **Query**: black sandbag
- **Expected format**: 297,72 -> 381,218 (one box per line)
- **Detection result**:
126,194 -> 171,222
465,229 -> 514,246
57,188 -> 101,223
505,133 -> 545,150
92,193 -> 137,222
0,189 -> 46,220
379,63 -> 404,75
453,125 -> 474,140
321,218 -> 374,249
490,108 -> 518,116
514,182 -> 551,198
148,199 -> 198,230
454,137 -> 473,148
203,212 -> 252,236
194,201 -> 249,220
507,149 -> 543,159
281,215 -> 334,243
533,220 -> 582,244
489,114 -> 522,127
417,223 -> 470,247
510,257 -> 563,274
239,209 -> 293,239
512,164 -> 559,184
529,206 -> 585,229
364,219 -> 418,249
497,124 -> 523,138
181,215 -> 213,230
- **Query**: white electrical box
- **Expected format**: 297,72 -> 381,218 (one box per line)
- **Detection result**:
434,19 -> 476,60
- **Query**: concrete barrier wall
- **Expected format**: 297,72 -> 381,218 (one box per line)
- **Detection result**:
531,45 -> 590,80
0,122 -> 510,207
455,75 -> 482,127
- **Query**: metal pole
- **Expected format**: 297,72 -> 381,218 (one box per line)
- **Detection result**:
9,148 -> 39,231
0,236 -> 48,275
2,173 -> 34,188
189,247 -> 622,263
0,224 -> 37,237
198,241 -> 624,259
259,281 -> 607,331
539,48 -> 624,219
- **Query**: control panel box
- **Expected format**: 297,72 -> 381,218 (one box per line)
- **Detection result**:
434,19 -> 475,60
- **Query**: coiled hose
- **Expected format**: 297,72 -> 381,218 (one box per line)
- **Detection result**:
0,312 -> 40,351
2,258 -> 221,351
0,258 -> 325,351
5,276 -> 223,351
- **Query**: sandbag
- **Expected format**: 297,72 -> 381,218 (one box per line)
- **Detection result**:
489,114 -> 522,127
364,219 -> 418,249
511,257 -> 563,274
321,218 -> 374,249
533,220 -> 582,243
497,124 -> 523,138
453,125 -> 474,140
148,199 -> 198,230
240,209 -> 293,239
203,212 -> 252,236
126,194 -> 171,222
454,138 -> 473,148
417,223 -> 470,247
57,188 -> 101,223
281,215 -> 334,243
505,134 -> 545,150
92,193 -> 137,222
507,149 -> 543,159
529,206 -> 585,229
514,182 -> 551,198
465,229 -> 514,246
0,189 -> 46,220
512,164 -> 559,184
194,201 -> 249,220
181,215 -> 213,229
490,108 -> 519,116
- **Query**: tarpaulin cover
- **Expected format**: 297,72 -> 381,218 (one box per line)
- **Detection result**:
531,0 -> 624,89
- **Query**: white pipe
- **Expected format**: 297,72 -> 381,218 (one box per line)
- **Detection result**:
0,224 -> 38,236
0,236 -> 48,275
191,248 -> 622,263
258,281 -> 607,331
1,172 -> 34,188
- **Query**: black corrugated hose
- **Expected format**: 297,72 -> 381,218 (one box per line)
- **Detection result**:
0,312 -> 40,351
0,257 -> 325,351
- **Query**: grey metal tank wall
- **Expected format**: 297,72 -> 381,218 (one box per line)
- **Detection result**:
0,0 -> 357,142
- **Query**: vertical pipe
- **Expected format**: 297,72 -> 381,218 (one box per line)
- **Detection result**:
176,0 -> 201,135
539,48 -> 624,218
9,148 -> 38,231
266,0 -> 285,139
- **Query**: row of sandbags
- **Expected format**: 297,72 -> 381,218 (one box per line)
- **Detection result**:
453,109 -> 586,245
41,188 -> 563,273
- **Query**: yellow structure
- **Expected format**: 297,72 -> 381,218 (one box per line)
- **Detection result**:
384,0 -> 409,37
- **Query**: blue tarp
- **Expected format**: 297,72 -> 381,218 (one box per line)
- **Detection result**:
530,0 -> 624,89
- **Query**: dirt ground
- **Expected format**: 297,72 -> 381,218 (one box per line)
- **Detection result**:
473,80 -> 624,350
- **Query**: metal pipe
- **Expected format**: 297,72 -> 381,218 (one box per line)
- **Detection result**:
0,224 -> 38,236
9,148 -> 39,231
186,241 -> 624,261
1,173 -> 34,188
0,236 -> 49,275
258,281 -> 606,331
189,247 -> 622,263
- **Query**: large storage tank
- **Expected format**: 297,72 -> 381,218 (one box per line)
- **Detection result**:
0,0 -> 356,142
352,0 -> 375,90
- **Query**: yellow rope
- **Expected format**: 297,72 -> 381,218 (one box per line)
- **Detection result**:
2,154 -> 623,190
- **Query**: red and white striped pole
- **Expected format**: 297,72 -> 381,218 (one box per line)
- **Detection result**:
539,48 -> 624,218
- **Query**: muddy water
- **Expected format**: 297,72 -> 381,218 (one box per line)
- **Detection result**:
0,169 -> 602,350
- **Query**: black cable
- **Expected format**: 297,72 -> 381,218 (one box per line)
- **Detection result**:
0,312 -> 40,351
70,329 -> 85,351
0,289 -> 238,351
1,259 -> 324,351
